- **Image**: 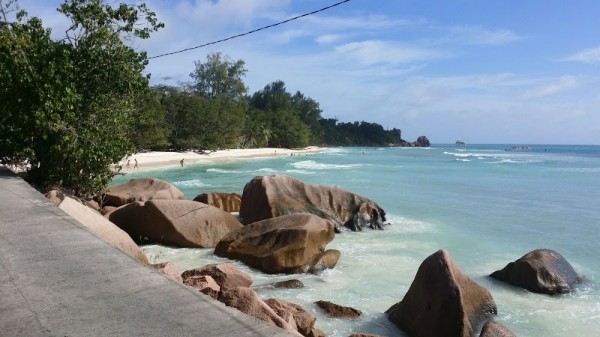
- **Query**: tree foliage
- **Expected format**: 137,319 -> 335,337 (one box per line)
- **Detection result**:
190,52 -> 247,101
0,0 -> 162,196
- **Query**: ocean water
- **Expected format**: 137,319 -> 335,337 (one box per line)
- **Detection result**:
111,145 -> 600,337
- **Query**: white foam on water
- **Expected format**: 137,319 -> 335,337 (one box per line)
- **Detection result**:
285,169 -> 316,175
291,160 -> 363,170
256,168 -> 277,173
172,179 -> 211,188
206,168 -> 242,174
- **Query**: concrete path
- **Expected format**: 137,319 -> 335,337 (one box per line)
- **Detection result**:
0,166 -> 294,336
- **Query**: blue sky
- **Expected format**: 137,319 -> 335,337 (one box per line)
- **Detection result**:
16,0 -> 600,144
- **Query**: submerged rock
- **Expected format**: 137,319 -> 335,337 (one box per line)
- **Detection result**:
315,300 -> 362,318
108,199 -> 242,248
269,279 -> 305,289
387,249 -> 497,337
239,175 -> 386,232
215,214 -> 339,274
490,248 -> 581,295
193,192 -> 241,212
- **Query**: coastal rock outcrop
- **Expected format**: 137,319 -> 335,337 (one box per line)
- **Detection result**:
150,262 -> 183,283
108,199 -> 242,248
193,192 -> 241,212
265,298 -> 318,337
181,263 -> 252,292
47,192 -> 148,265
490,248 -> 581,295
215,214 -> 340,274
183,274 -> 221,298
479,321 -> 517,337
415,136 -> 431,147
239,175 -> 386,232
315,300 -> 362,318
269,279 -> 305,289
386,249 -> 497,337
218,287 -> 302,336
104,178 -> 185,207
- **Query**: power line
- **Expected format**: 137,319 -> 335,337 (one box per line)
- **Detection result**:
148,0 -> 351,60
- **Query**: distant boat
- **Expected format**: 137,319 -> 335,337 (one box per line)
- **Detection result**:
455,139 -> 466,147
506,145 -> 531,151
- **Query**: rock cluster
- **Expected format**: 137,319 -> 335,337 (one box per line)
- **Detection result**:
180,263 -> 323,337
44,172 -> 583,337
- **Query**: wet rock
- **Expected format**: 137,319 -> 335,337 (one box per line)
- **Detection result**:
490,248 -> 581,295
387,249 -> 497,337
265,298 -> 317,336
479,320 -> 517,337
315,300 -> 362,318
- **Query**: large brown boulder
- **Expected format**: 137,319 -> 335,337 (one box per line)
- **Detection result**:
108,199 -> 242,248
479,321 -> 516,337
181,263 -> 252,292
490,248 -> 581,295
315,300 -> 362,318
218,287 -> 302,336
104,178 -> 185,207
265,298 -> 317,336
387,249 -> 497,337
193,192 -> 241,212
215,213 -> 340,274
48,193 -> 148,265
239,175 -> 386,232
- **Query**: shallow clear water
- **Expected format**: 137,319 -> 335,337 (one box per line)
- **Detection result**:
112,145 -> 600,337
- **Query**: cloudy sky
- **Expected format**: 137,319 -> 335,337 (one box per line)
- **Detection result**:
15,0 -> 600,144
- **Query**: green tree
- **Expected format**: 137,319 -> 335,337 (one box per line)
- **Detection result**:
190,52 -> 247,101
291,91 -> 323,144
132,90 -> 171,150
0,0 -> 162,196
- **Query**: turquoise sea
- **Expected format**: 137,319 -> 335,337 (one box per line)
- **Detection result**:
112,144 -> 600,337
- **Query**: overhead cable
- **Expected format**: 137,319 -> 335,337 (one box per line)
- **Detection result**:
148,0 -> 351,60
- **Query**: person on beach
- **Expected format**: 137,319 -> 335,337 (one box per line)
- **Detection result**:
134,159 -> 138,169
126,159 -> 131,169
180,158 -> 184,167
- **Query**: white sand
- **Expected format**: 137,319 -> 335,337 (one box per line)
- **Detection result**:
117,146 -> 327,172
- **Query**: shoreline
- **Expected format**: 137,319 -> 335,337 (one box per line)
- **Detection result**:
116,146 -> 328,173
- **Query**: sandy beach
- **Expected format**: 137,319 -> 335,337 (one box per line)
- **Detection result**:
117,146 -> 327,172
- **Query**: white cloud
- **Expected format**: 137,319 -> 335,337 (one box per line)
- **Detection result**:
443,25 -> 521,45
563,46 -> 600,64
334,40 -> 447,66
521,76 -> 579,99
315,34 -> 343,45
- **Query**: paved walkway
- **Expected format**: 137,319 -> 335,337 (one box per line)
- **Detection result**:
0,166 -> 294,336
